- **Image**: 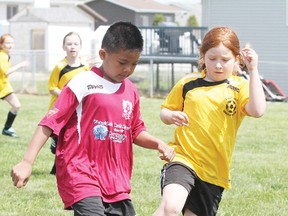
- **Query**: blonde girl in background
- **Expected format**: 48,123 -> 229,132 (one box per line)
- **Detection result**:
48,32 -> 90,175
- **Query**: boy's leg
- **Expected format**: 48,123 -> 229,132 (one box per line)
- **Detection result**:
72,197 -> 136,216
50,137 -> 57,175
104,199 -> 136,216
72,196 -> 105,216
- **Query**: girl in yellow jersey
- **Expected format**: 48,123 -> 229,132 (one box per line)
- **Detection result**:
48,32 -> 90,174
153,27 -> 266,216
0,33 -> 29,138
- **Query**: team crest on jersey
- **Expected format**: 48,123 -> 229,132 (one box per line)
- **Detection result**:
93,125 -> 108,140
122,100 -> 132,120
47,106 -> 59,118
224,98 -> 237,116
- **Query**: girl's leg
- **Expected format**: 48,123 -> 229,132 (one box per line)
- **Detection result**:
153,183 -> 189,216
2,93 -> 21,137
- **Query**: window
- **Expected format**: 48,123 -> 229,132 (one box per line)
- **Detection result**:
31,29 -> 45,50
140,15 -> 149,26
7,5 -> 18,19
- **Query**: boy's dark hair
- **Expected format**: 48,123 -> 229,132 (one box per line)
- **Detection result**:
101,21 -> 143,53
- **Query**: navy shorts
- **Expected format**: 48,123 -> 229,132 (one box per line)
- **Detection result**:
160,162 -> 224,216
72,196 -> 136,216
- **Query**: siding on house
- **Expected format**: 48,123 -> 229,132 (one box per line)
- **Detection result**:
86,0 -> 182,27
202,0 -> 288,95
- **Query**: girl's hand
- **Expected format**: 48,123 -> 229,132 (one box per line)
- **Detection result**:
170,111 -> 189,126
240,46 -> 258,73
20,60 -> 30,68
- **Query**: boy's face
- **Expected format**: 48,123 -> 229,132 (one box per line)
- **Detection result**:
99,49 -> 141,83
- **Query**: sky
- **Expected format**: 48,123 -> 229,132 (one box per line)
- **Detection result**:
155,0 -> 201,5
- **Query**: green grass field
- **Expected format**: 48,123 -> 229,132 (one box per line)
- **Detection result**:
0,94 -> 287,216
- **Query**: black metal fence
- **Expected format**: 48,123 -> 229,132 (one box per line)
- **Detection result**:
136,26 -> 208,97
139,26 -> 208,57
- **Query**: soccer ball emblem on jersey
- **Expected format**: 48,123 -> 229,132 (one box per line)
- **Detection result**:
224,98 -> 237,116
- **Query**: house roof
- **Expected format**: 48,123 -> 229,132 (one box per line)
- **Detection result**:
104,0 -> 183,13
9,6 -> 105,23
0,0 -> 88,5
77,4 -> 107,22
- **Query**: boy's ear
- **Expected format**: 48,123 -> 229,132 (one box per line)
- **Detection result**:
99,49 -> 106,60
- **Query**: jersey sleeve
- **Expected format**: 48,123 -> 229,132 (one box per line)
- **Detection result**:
0,53 -> 10,76
131,91 -> 146,141
48,65 -> 61,91
238,77 -> 250,116
48,59 -> 68,91
39,86 -> 79,136
161,78 -> 185,111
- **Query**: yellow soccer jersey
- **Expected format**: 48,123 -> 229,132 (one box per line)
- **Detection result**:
0,50 -> 13,98
161,72 -> 249,189
48,57 -> 90,109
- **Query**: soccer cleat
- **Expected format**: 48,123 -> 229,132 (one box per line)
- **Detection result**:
2,127 -> 19,138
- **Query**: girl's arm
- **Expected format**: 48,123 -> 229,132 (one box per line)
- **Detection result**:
6,60 -> 29,76
241,47 -> 266,117
11,125 -> 52,188
160,107 -> 189,126
49,88 -> 61,96
134,131 -> 175,162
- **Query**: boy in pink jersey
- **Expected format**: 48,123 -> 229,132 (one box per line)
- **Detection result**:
11,21 -> 175,216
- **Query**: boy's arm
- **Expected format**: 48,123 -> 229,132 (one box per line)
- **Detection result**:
134,131 -> 175,162
11,125 -> 52,188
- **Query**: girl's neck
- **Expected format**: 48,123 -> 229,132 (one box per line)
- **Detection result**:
66,56 -> 81,67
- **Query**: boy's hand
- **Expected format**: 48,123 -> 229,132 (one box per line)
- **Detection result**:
158,142 -> 175,162
11,160 -> 33,188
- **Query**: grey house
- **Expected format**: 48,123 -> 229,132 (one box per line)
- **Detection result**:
85,0 -> 183,27
202,0 -> 288,96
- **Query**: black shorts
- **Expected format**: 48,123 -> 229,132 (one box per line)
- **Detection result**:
72,196 -> 136,216
160,162 -> 224,216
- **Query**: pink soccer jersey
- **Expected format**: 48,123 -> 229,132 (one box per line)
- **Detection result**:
40,67 -> 146,209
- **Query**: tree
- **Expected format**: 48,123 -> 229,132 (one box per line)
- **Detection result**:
152,14 -> 165,26
187,15 -> 199,27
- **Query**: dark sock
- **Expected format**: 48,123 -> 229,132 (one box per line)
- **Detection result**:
4,111 -> 16,130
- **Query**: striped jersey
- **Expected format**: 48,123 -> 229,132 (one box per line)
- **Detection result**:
40,66 -> 146,209
162,72 -> 249,189
47,57 -> 90,109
